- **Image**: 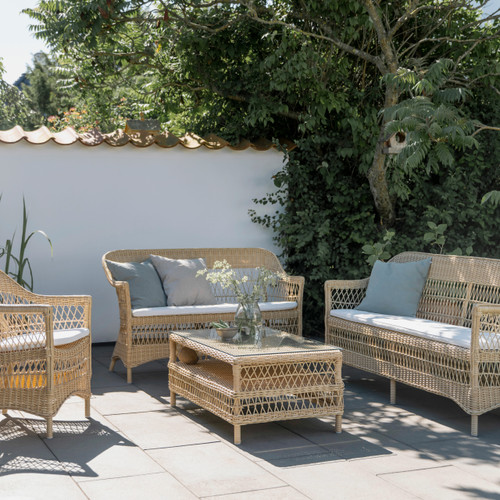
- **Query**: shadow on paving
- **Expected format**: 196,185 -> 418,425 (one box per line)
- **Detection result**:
173,404 -> 392,467
342,367 -> 500,466
0,416 -> 135,478
447,487 -> 500,500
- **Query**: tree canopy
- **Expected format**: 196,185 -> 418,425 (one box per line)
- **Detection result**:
20,1 -> 500,331
25,0 -> 500,224
0,58 -> 44,130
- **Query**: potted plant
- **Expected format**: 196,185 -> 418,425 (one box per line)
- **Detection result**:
210,320 -> 239,339
198,260 -> 285,341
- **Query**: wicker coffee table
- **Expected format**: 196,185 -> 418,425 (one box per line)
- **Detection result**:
168,329 -> 343,444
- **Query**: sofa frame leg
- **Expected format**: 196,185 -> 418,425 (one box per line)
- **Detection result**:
390,379 -> 396,404
109,356 -> 118,372
471,415 -> 478,437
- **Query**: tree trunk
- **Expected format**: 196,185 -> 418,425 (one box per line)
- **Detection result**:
367,132 -> 395,228
366,83 -> 399,228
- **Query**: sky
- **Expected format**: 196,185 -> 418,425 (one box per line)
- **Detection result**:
0,1 -> 48,85
1,0 -> 500,85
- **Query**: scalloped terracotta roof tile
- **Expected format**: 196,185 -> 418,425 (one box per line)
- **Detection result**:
0,126 -> 295,151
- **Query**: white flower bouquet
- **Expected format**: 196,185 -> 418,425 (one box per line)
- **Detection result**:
197,259 -> 285,304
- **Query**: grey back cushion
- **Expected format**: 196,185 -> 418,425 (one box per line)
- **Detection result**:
150,255 -> 217,306
106,258 -> 167,309
357,258 -> 432,317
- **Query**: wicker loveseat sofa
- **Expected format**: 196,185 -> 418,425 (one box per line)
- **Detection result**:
325,252 -> 500,436
103,248 -> 304,383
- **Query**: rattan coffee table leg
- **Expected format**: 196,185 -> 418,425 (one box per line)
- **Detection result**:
234,425 -> 241,445
232,364 -> 242,444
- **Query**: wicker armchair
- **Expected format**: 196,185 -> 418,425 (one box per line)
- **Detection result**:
0,270 -> 92,438
325,252 -> 500,436
103,248 -> 304,383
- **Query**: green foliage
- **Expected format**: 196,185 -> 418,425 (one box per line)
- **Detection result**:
384,60 -> 479,181
250,132 -> 380,332
210,320 -> 231,329
362,230 -> 395,266
21,52 -> 74,118
482,191 -> 500,207
0,196 -> 53,291
422,222 -> 472,256
423,222 -> 448,253
0,58 -> 43,130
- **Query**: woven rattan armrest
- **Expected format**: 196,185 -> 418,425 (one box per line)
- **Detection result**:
472,304 -> 500,353
29,293 -> 91,307
274,275 -> 304,302
473,304 -> 500,316
0,303 -> 53,315
0,303 -> 54,348
108,279 -> 132,312
324,278 -> 369,313
26,293 -> 92,330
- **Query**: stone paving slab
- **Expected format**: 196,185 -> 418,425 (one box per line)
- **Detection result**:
0,417 -> 88,500
279,417 -> 394,461
105,409 -> 218,449
409,436 -> 500,484
89,385 -> 166,415
91,360 -> 130,389
345,406 -> 465,445
379,464 -> 500,500
258,459 -> 421,500
147,442 -> 287,497
0,471 -> 88,500
179,409 -> 338,463
78,472 -> 197,500
207,486 -> 309,499
127,371 -> 171,400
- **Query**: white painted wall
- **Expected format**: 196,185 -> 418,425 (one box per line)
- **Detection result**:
0,141 -> 284,342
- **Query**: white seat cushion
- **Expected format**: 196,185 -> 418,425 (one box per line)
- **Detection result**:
0,328 -> 90,352
330,309 -> 473,349
133,301 -> 298,317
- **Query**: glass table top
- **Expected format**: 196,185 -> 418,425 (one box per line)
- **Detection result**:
170,328 -> 341,358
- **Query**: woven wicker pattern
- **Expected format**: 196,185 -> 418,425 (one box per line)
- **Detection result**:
169,329 -> 343,444
102,248 -> 304,383
0,270 -> 92,438
325,252 -> 500,436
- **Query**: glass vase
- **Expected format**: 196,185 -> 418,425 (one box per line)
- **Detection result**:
235,299 -> 263,342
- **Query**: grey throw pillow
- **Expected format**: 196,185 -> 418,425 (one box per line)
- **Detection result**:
150,255 -> 216,306
106,258 -> 167,309
357,258 -> 432,317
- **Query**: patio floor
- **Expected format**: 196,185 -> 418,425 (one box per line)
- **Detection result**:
2,343 -> 500,500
